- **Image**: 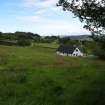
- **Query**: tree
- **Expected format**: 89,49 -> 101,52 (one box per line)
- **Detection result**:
33,34 -> 41,42
0,32 -> 2,36
58,0 -> 105,34
58,0 -> 105,59
0,32 -> 2,39
15,32 -> 32,46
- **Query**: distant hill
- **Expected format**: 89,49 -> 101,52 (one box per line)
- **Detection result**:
62,35 -> 93,41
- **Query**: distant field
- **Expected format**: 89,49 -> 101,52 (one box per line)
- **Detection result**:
0,44 -> 105,105
34,43 -> 59,49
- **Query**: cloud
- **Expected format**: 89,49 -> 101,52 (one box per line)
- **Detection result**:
24,0 -> 57,8
17,15 -> 88,35
23,0 -> 59,16
35,9 -> 47,14
41,21 -> 89,35
0,0 -> 90,35
17,15 -> 42,22
23,0 -> 36,7
36,0 -> 57,7
16,0 -> 89,35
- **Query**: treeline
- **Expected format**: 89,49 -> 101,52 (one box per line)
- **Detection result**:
0,32 -> 60,46
0,32 -> 92,45
0,32 -> 58,46
0,31 -> 105,59
0,32 -> 40,46
0,31 -> 95,54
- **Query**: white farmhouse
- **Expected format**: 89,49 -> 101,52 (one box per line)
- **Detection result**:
56,45 -> 84,57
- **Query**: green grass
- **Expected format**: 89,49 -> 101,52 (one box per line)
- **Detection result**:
0,44 -> 105,105
34,43 -> 59,49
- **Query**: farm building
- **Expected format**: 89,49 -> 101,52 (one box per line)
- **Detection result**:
56,45 -> 84,57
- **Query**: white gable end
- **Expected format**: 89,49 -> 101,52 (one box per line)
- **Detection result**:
72,48 -> 83,56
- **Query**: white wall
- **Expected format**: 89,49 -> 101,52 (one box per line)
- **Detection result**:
72,48 -> 83,56
56,51 -> 67,56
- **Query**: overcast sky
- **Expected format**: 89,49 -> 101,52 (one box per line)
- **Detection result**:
0,0 -> 90,35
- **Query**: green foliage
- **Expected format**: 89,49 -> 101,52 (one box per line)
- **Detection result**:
40,36 -> 59,43
82,40 -> 96,54
0,32 -> 2,36
58,0 -> 105,34
58,37 -> 82,45
0,32 -> 42,46
0,32 -> 4,40
0,32 -> 60,46
58,37 -> 70,44
93,35 -> 105,59
17,39 -> 31,46
15,32 -> 32,46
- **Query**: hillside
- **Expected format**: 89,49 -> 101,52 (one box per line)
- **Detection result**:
60,35 -> 92,41
0,44 -> 105,105
70,35 -> 92,40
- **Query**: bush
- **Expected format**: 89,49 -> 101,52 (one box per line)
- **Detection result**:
16,32 -> 32,46
17,39 -> 32,46
94,45 -> 105,59
93,36 -> 105,59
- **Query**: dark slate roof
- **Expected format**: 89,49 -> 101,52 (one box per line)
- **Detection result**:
56,45 -> 80,54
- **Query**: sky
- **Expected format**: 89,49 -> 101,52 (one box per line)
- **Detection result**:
0,0 -> 90,36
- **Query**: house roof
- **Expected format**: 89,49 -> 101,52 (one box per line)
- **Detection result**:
56,45 -> 80,54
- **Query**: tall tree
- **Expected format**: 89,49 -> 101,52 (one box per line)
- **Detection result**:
58,0 -> 105,34
58,0 -> 105,59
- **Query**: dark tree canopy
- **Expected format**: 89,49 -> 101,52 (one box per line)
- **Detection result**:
58,0 -> 105,34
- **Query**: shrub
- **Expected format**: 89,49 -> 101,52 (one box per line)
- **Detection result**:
93,35 -> 105,59
17,39 -> 32,46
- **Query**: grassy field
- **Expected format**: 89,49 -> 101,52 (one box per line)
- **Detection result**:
0,44 -> 105,105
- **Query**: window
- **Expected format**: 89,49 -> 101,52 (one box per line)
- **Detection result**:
73,54 -> 75,56
76,49 -> 78,52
